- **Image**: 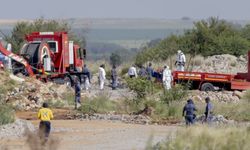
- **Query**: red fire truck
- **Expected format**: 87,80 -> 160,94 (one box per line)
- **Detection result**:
0,32 -> 86,86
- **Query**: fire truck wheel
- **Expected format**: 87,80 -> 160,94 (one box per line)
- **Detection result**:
201,83 -> 215,91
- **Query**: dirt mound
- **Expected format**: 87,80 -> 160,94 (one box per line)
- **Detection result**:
192,54 -> 247,74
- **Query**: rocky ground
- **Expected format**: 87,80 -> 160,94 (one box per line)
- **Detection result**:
0,119 -> 35,139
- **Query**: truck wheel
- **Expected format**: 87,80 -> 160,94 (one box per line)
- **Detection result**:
64,76 -> 72,87
201,83 -> 215,91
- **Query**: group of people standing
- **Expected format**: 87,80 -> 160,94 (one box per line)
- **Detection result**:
129,63 -> 173,90
183,97 -> 213,125
79,49 -> 186,92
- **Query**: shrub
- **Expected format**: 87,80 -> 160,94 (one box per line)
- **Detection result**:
160,85 -> 188,105
126,77 -> 152,99
0,105 -> 15,125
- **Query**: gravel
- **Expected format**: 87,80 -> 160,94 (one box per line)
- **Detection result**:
0,119 -> 35,139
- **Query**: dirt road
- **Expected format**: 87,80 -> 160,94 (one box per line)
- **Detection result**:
0,120 -> 177,150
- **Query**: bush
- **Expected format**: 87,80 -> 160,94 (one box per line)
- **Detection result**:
153,126 -> 250,150
0,105 -> 15,125
160,85 -> 188,105
126,77 -> 152,99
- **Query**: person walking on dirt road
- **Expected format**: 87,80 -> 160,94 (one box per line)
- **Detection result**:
37,102 -> 54,143
183,99 -> 197,126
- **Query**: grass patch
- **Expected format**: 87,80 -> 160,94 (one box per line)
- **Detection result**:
0,105 -> 15,125
78,93 -> 116,114
47,100 -> 65,108
152,126 -> 250,150
212,100 -> 250,121
62,91 -> 75,106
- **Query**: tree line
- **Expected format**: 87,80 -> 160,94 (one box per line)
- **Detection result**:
135,17 -> 250,65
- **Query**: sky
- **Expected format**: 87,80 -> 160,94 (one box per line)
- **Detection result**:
0,0 -> 250,20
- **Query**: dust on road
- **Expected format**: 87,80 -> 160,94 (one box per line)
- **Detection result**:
0,120 -> 177,150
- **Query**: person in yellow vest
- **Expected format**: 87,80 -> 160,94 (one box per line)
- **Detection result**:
37,102 -> 54,142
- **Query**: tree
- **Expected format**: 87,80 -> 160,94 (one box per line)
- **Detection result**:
110,53 -> 122,66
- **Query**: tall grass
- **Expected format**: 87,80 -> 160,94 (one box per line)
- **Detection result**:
78,93 -> 116,114
152,126 -> 250,150
0,105 -> 15,125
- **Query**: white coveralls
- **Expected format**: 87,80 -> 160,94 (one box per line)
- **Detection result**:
162,67 -> 172,90
128,66 -> 138,78
99,67 -> 106,90
176,52 -> 186,71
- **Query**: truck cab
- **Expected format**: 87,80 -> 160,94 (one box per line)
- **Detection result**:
22,32 -> 85,74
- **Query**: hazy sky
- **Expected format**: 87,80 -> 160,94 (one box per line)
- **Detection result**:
0,0 -> 249,20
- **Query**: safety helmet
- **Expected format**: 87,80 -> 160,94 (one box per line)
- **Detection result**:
177,50 -> 182,53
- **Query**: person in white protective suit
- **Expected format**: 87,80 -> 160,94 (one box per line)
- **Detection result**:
162,65 -> 172,90
98,64 -> 106,90
175,50 -> 186,71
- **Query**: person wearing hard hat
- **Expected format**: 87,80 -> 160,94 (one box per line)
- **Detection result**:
162,65 -> 172,90
175,50 -> 186,71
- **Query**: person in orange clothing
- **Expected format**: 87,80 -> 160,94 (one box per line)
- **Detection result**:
37,102 -> 54,142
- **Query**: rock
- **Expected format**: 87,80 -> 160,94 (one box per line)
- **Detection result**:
9,74 -> 25,83
233,90 -> 244,99
195,114 -> 234,124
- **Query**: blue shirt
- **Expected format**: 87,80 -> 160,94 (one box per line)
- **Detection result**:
183,103 -> 197,116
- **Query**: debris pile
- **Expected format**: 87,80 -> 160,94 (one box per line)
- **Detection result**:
190,91 -> 242,103
0,71 -> 71,110
192,54 -> 247,74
